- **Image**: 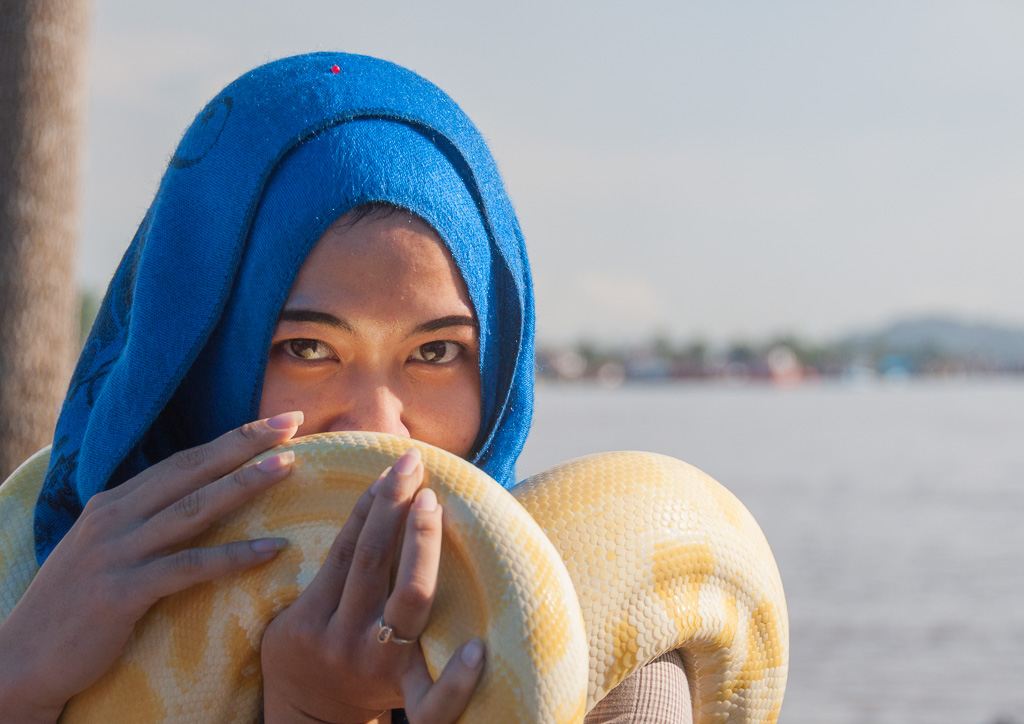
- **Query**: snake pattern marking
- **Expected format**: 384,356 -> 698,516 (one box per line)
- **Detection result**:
0,431 -> 788,722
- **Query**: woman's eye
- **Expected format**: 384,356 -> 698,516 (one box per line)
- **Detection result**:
412,341 -> 461,364
285,339 -> 334,360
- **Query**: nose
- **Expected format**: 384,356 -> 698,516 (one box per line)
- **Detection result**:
325,382 -> 410,439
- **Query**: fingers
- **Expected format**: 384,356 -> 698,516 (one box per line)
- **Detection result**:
382,488 -> 442,641
115,411 -> 304,513
143,536 -> 289,601
338,448 -> 424,624
296,469 -> 385,616
71,413 -> 305,608
404,639 -> 485,724
130,451 -> 296,555
258,450 -> 441,724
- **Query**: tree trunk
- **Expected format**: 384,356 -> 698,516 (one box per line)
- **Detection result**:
0,0 -> 91,479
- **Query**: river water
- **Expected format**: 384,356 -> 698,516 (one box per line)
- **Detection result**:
517,379 -> 1024,724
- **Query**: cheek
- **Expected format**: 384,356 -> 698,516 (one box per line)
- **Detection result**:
257,365 -> 304,421
256,388 -> 280,421
450,397 -> 482,457
414,374 -> 482,459
453,371 -> 484,456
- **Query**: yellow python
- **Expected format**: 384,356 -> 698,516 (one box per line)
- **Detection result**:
0,432 -> 788,722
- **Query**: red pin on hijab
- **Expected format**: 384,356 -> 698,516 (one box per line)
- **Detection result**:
330,65 -> 341,74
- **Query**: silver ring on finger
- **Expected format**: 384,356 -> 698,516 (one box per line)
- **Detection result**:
377,616 -> 418,645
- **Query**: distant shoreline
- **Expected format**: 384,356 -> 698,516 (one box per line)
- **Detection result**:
536,314 -> 1024,385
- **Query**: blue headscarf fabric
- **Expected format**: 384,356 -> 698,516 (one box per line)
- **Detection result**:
34,52 -> 535,564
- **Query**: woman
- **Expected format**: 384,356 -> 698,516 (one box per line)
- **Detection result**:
0,53 -> 687,722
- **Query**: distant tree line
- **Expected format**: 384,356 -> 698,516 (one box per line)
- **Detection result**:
535,333 -> 1024,385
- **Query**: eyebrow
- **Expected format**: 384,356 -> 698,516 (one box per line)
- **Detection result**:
413,315 -> 479,335
277,309 -> 352,332
277,309 -> 478,336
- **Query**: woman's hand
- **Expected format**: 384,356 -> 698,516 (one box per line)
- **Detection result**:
0,411 -> 305,724
261,447 -> 485,724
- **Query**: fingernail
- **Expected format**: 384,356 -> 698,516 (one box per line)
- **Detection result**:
411,488 -> 437,512
257,450 -> 295,472
267,411 -> 304,430
251,537 -> 288,554
461,638 -> 484,668
369,466 -> 392,495
393,447 -> 421,476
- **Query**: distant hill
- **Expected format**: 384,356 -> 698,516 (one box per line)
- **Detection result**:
838,316 -> 1024,367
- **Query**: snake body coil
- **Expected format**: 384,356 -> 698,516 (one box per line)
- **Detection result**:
0,432 -> 788,722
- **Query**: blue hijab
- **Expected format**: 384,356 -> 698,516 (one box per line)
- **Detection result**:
34,53 -> 535,563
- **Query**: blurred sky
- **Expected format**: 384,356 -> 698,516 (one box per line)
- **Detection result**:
78,0 -> 1024,345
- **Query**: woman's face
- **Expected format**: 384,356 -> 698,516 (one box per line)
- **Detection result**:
258,211 -> 482,458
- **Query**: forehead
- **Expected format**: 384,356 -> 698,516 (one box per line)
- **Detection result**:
285,213 -> 476,322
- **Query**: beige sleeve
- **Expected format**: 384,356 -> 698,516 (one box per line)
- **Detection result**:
583,651 -> 692,724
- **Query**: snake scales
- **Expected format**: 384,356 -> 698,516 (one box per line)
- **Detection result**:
0,431 -> 788,722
